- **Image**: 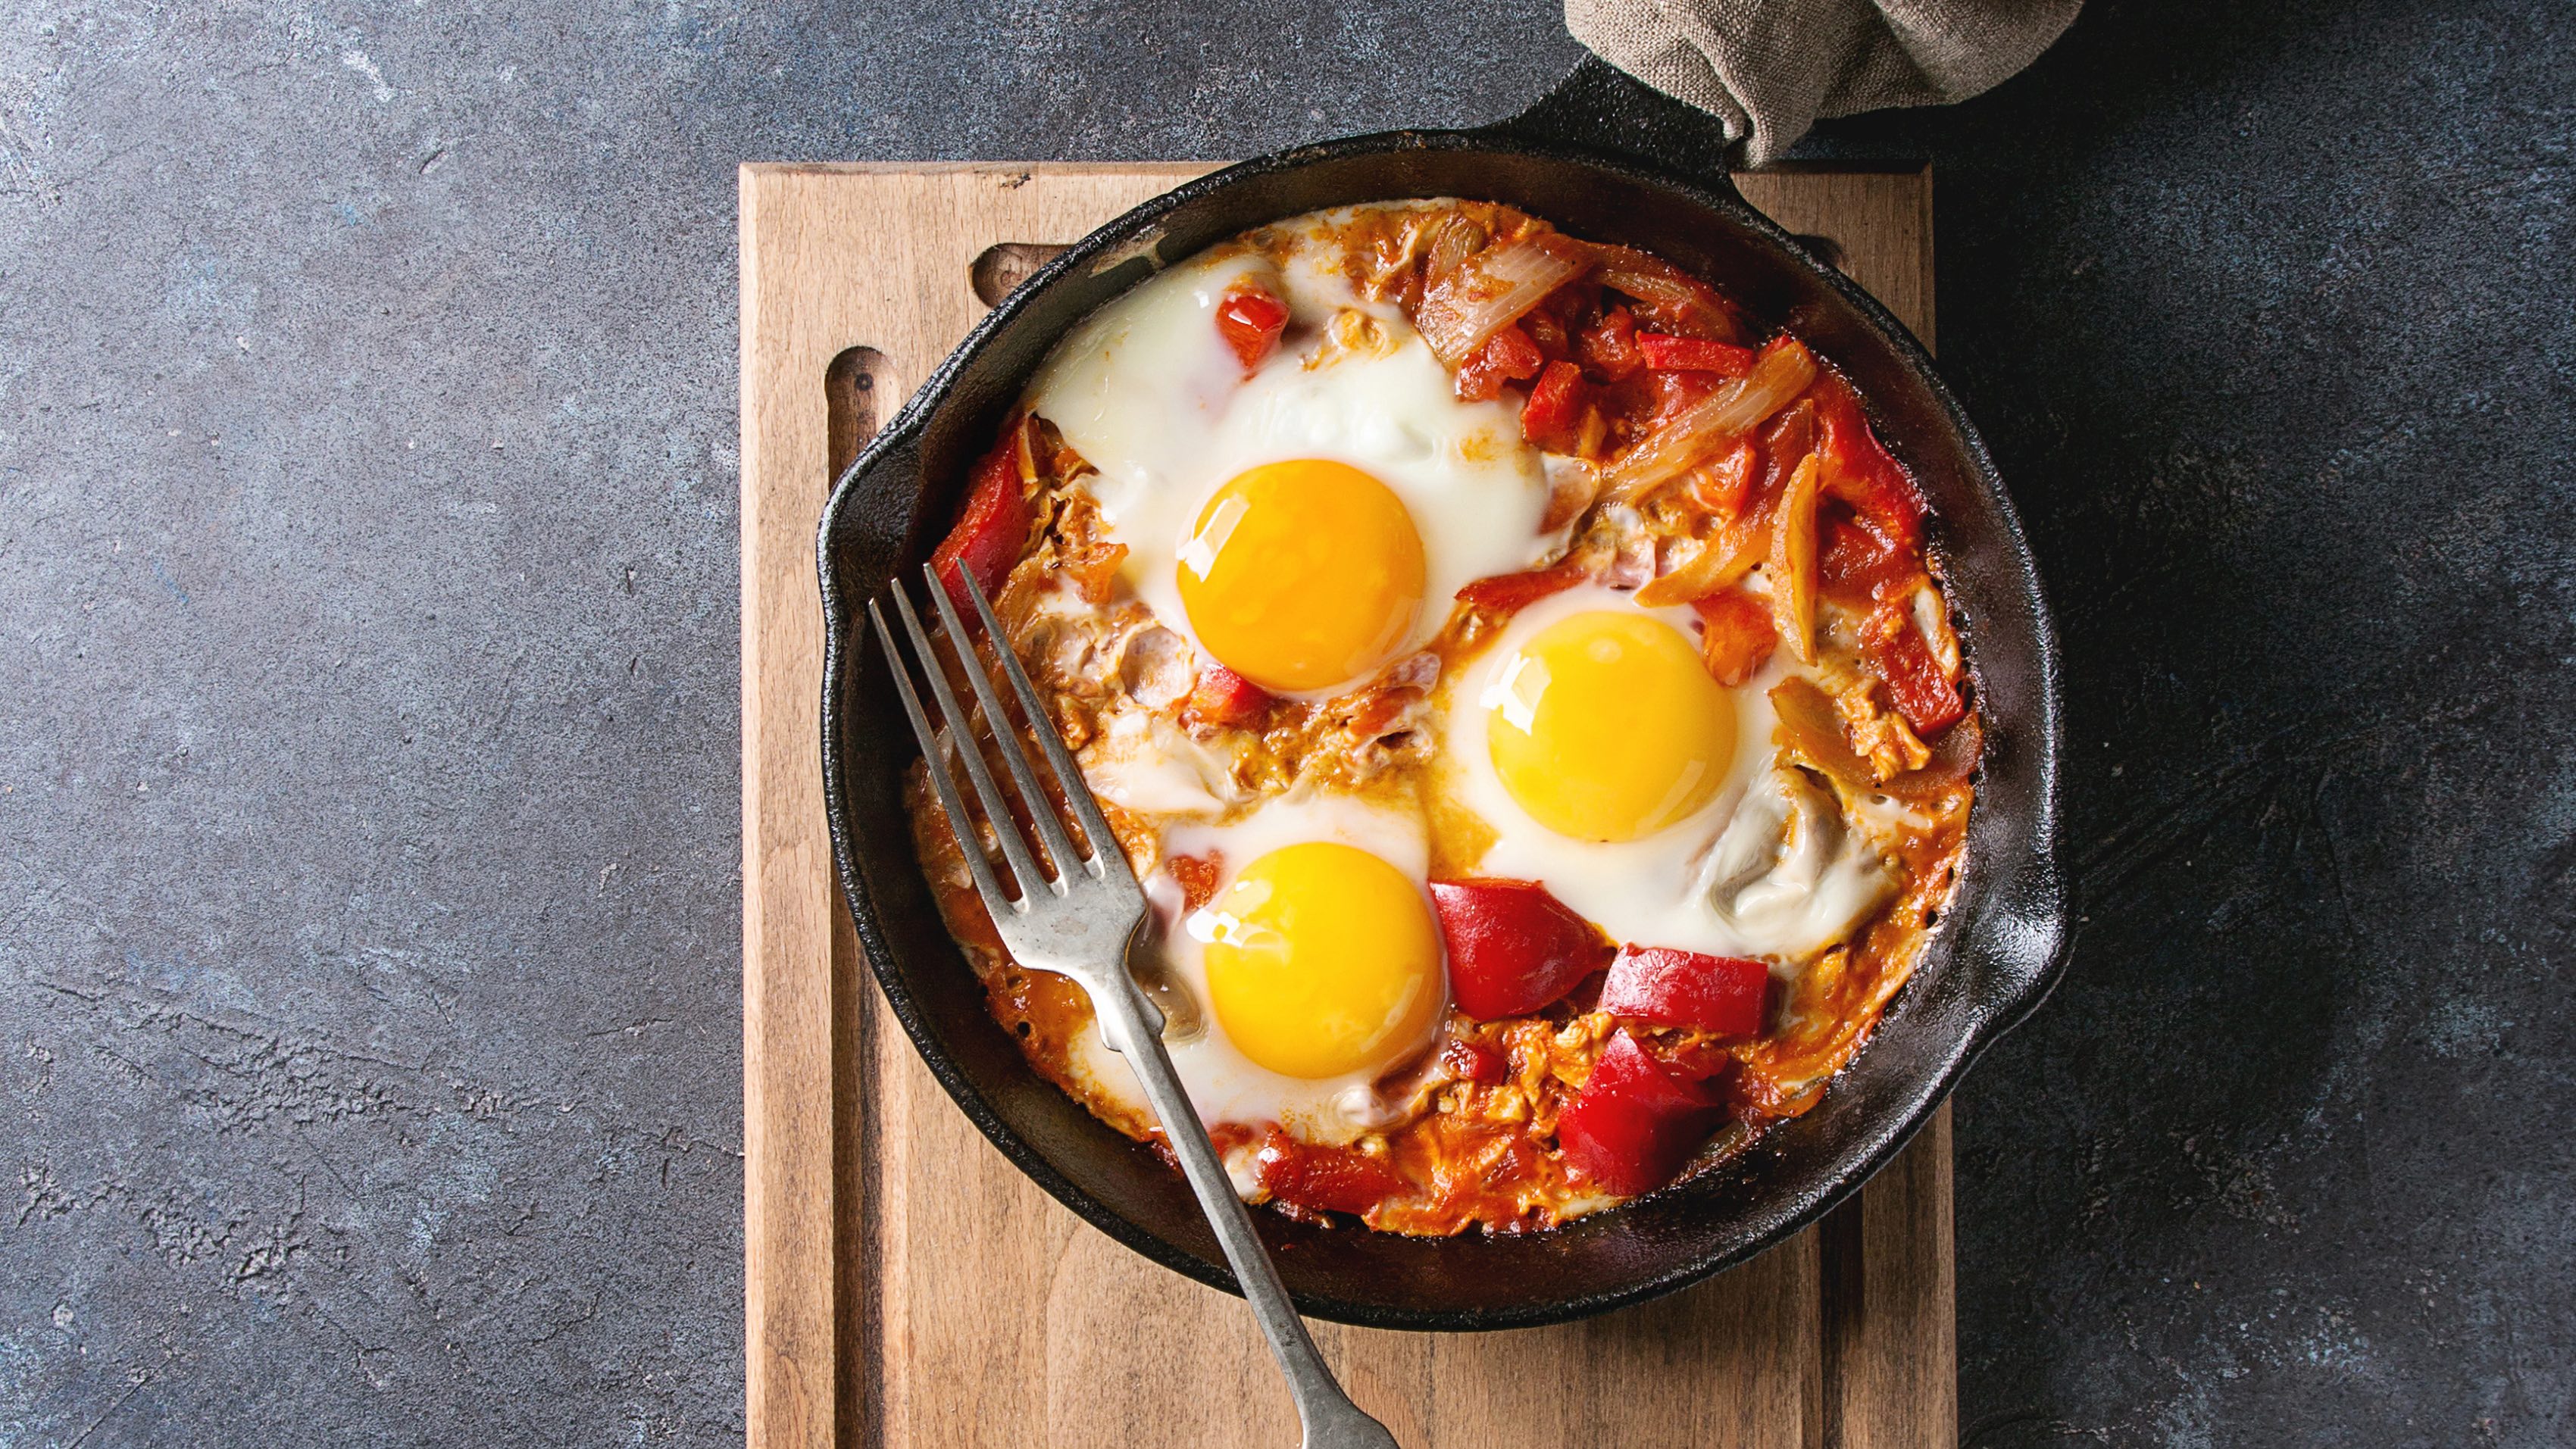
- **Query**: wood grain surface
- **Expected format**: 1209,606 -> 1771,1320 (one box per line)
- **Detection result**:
741,162 -> 1953,1449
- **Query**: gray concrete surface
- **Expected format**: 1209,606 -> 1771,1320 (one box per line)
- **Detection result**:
1,0 -> 2568,1444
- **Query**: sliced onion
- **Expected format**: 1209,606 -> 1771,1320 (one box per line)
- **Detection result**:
1765,451 -> 1822,662
1424,216 -> 1488,292
1601,338 -> 1818,506
1633,515 -> 1765,607
1591,245 -> 1745,342
1415,234 -> 1590,366
1768,676 -> 1874,792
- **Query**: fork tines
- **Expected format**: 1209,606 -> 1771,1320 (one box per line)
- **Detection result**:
868,567 -> 1129,914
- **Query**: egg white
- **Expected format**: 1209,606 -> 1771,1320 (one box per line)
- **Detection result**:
1058,789 -> 1443,1148
1025,239 -> 1556,700
1436,584 -> 1896,972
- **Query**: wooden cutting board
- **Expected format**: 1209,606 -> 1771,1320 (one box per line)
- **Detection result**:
741,161 -> 1953,1449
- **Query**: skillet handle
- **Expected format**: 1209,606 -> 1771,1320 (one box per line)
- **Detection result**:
1483,54 -> 1745,191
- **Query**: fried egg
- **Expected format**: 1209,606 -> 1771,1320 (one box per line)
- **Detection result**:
1061,789 -> 1445,1145
1439,584 -> 1897,970
1026,244 -> 1555,698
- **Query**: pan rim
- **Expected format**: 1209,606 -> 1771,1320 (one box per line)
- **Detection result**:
814,125 -> 2066,1331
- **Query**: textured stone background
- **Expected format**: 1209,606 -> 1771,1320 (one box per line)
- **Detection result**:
2,0 -> 2567,1444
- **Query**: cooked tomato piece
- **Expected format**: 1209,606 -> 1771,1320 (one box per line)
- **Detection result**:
1521,304 -> 1571,361
1865,601 -> 1965,735
930,430 -> 1030,614
1598,945 -> 1773,1036
1687,438 -> 1758,519
1817,510 -> 1911,605
1691,588 -> 1777,686
1809,371 -> 1925,549
1456,559 -> 1589,615
1577,304 -> 1643,381
1165,851 -> 1225,911
1429,879 -> 1613,1020
1214,283 -> 1290,376
1255,1128 -> 1407,1217
1557,1032 -> 1725,1196
1056,539 -> 1129,604
1479,1132 -> 1542,1193
1636,333 -> 1758,375
1752,395 -> 1815,501
1454,324 -> 1546,401
1642,367 -> 1721,427
1185,664 -> 1272,731
1442,1037 -> 1508,1085
1520,360 -> 1587,449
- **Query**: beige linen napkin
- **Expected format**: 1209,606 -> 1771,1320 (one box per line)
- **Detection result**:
1566,0 -> 2080,162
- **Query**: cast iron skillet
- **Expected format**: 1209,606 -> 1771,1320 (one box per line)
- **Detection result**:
815,58 -> 2068,1332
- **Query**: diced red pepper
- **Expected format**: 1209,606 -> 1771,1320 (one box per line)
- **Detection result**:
1691,589 -> 1777,687
1817,511 -> 1911,606
1454,325 -> 1545,401
1809,371 -> 1924,549
1557,1032 -> 1725,1196
1597,945 -> 1774,1036
1865,601 -> 1965,735
1430,879 -> 1614,1020
1520,360 -> 1587,450
1254,1127 -> 1407,1218
1185,663 -> 1272,731
1214,283 -> 1290,376
929,430 -> 1031,615
1637,333 -> 1758,376
1455,559 -> 1589,615
1442,1037 -> 1508,1085
1576,305 -> 1643,382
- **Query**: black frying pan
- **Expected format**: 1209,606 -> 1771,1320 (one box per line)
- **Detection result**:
814,57 -> 2069,1332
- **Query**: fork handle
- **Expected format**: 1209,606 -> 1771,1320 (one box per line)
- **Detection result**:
1093,978 -> 1401,1449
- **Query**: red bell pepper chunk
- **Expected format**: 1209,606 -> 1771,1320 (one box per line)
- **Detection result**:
1519,359 -> 1587,449
1557,1032 -> 1725,1196
1254,1127 -> 1406,1217
1865,602 -> 1965,735
1214,283 -> 1291,376
1597,945 -> 1773,1036
1430,879 -> 1613,1020
1454,324 -> 1545,401
1809,372 -> 1925,549
1637,333 -> 1758,376
930,432 -> 1031,615
1455,559 -> 1589,615
1442,1037 -> 1508,1085
1186,663 -> 1273,731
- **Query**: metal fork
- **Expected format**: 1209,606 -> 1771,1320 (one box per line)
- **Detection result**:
870,566 -> 1402,1449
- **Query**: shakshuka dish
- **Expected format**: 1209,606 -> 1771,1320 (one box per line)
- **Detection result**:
905,200 -> 1976,1236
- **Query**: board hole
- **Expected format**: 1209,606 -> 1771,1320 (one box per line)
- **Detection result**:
824,345 -> 893,481
971,242 -> 1069,308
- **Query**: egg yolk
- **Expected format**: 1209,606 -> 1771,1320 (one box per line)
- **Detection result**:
1194,842 -> 1443,1079
1486,611 -> 1737,842
1176,460 -> 1427,694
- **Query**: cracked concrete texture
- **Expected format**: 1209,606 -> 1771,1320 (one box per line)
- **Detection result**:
0,0 -> 2568,1444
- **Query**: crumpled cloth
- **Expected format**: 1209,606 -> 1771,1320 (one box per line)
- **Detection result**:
1565,0 -> 2081,163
